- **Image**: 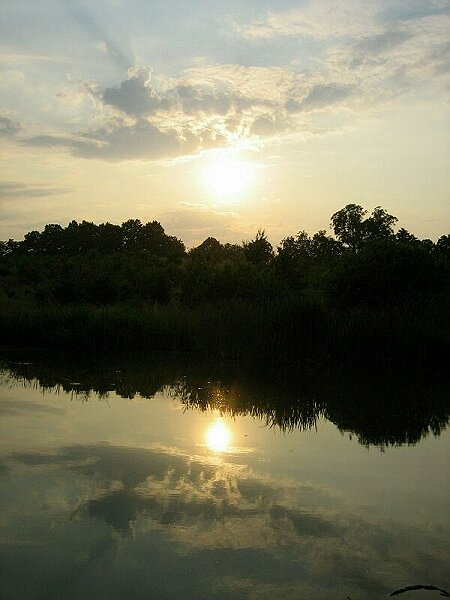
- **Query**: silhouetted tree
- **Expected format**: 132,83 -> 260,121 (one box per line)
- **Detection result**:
243,229 -> 273,265
121,219 -> 143,249
364,206 -> 397,241
147,222 -> 184,260
310,230 -> 343,262
96,222 -> 123,253
276,231 -> 312,291
331,204 -> 367,252
395,228 -> 417,244
329,240 -> 439,307
436,234 -> 450,258
189,237 -> 225,263
331,204 -> 397,251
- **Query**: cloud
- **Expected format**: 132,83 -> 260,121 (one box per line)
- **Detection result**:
235,1 -> 449,42
234,3 -> 450,108
249,115 -> 290,136
0,181 -> 73,199
0,399 -> 65,416
47,64 -> 337,162
16,4 -> 450,164
5,441 -> 449,600
234,1 -> 380,41
76,121 -> 201,160
67,1 -> 134,70
101,66 -> 273,121
102,67 -> 169,116
23,120 -> 226,162
21,135 -> 78,149
287,84 -> 355,113
0,116 -> 21,137
353,30 -> 413,55
9,442 -> 343,541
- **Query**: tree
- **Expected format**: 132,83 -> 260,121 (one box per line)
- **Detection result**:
330,204 -> 367,252
395,228 -> 417,244
329,240 -> 439,307
40,224 -> 64,254
436,234 -> 450,258
277,231 -> 311,261
189,237 -> 225,263
364,206 -> 397,241
310,230 -> 343,262
121,219 -> 143,249
243,230 -> 273,265
331,204 -> 397,251
96,222 -> 123,253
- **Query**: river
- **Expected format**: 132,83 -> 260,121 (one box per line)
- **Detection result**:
0,351 -> 448,599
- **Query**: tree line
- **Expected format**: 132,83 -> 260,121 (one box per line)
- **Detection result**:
1,204 -> 449,308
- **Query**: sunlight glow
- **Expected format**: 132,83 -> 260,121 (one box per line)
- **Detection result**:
205,420 -> 232,453
202,157 -> 254,200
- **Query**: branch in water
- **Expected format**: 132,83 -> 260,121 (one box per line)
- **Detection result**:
389,584 -> 450,597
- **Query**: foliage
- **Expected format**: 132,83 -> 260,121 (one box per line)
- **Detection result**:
1,204 -> 449,364
331,204 -> 398,251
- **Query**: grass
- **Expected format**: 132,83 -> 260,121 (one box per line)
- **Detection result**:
1,296 -> 449,365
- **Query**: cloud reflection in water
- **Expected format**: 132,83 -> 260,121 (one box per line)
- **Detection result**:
1,442 -> 448,600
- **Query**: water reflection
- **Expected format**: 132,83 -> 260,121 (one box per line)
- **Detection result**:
1,349 -> 448,448
205,420 -> 232,453
0,350 -> 449,599
1,441 -> 449,600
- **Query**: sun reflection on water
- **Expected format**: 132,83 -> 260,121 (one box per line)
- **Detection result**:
205,420 -> 232,453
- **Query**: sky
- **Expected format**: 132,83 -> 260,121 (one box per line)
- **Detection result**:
1,0 -> 449,247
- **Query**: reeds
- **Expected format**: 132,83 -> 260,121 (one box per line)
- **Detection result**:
0,296 -> 448,365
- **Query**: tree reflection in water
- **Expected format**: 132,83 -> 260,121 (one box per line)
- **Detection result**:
1,349 -> 449,448
0,350 -> 449,600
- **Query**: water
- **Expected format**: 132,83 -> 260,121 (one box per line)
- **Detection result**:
0,351 -> 449,600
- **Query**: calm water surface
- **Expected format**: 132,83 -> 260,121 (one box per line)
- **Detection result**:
0,352 -> 449,600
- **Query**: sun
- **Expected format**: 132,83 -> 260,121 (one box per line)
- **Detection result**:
205,420 -> 232,453
202,157 -> 254,200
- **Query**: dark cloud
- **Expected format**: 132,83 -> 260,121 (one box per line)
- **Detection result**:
287,84 -> 354,112
0,181 -> 73,199
269,504 -> 338,537
0,116 -> 21,137
249,115 -> 289,136
102,69 -> 169,116
22,135 -> 78,149
77,121 -> 195,160
380,2 -> 450,24
101,69 -> 269,120
77,121 -> 226,160
23,119 -> 226,162
353,30 -> 413,55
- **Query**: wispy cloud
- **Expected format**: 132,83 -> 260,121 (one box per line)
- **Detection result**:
234,0 -> 380,40
0,116 -> 21,137
0,182 -> 73,199
10,1 -> 450,164
67,1 -> 134,70
0,399 -> 65,416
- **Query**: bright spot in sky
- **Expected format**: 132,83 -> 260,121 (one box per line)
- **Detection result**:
203,157 -> 254,200
205,420 -> 232,453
